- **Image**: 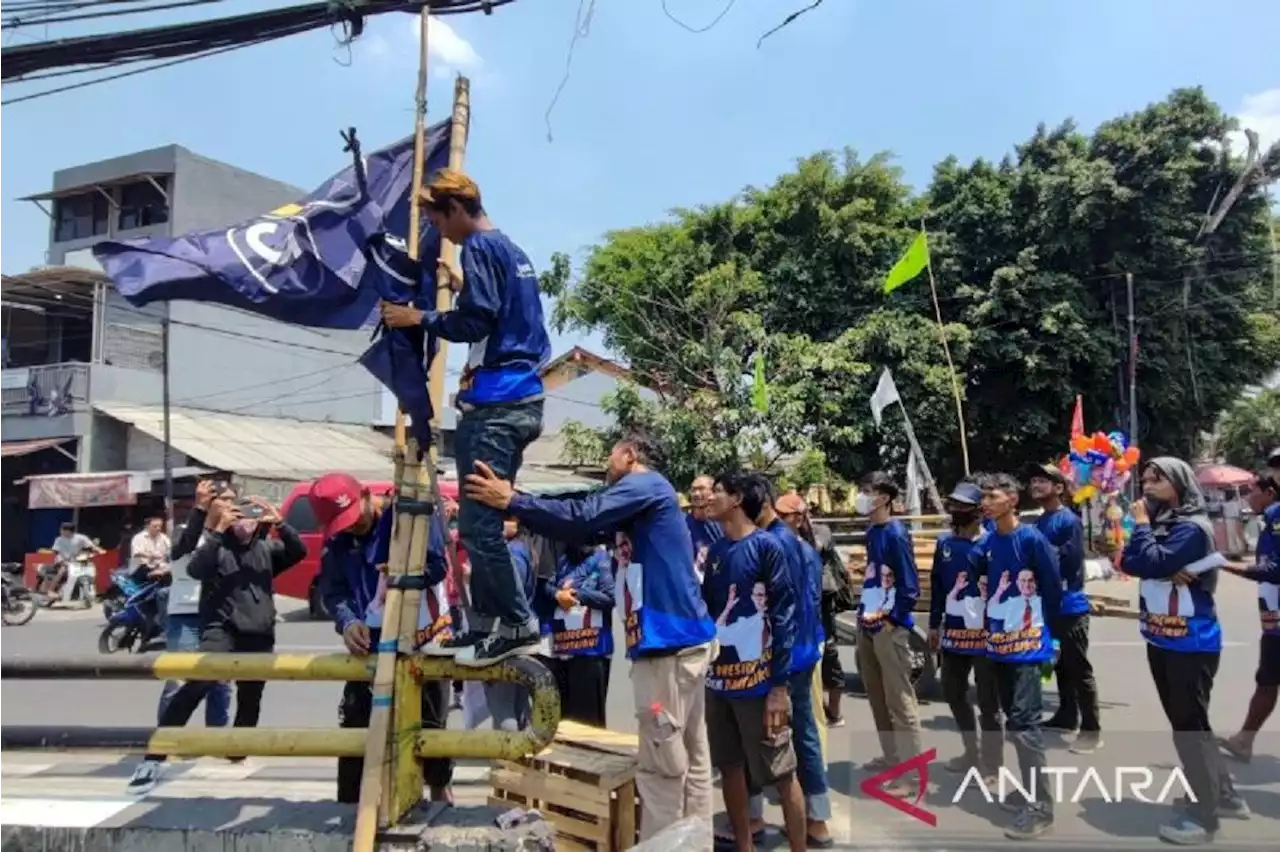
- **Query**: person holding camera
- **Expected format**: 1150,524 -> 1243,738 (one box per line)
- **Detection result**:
126,481 -> 306,796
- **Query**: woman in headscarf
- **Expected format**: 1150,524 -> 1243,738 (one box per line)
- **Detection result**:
1122,457 -> 1249,845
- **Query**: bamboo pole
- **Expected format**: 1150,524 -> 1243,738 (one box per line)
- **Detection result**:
921,220 -> 971,476
352,8 -> 434,850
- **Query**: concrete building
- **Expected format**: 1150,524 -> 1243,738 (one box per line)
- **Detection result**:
1,145 -> 389,557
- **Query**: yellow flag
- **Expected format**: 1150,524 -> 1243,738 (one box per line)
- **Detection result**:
883,231 -> 929,294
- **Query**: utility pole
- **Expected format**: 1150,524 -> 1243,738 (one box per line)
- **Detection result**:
1126,272 -> 1138,498
161,302 -> 174,528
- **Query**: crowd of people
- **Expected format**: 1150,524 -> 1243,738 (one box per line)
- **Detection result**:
111,166 -> 1279,849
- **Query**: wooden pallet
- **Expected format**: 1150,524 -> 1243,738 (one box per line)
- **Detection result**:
490,721 -> 639,852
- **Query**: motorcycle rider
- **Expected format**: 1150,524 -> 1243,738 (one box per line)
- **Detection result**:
40,521 -> 104,598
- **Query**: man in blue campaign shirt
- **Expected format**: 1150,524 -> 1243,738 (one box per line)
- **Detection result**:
854,471 -> 923,790
686,474 -> 723,583
1219,471 -> 1280,764
928,482 -> 1001,779
977,472 -> 1061,840
704,471 -> 807,852
1026,463 -> 1101,752
752,476 -> 831,848
462,430 -> 715,843
309,473 -> 454,805
382,169 -> 551,667
540,543 -> 615,727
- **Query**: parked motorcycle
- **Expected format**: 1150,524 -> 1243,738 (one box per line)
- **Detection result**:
41,551 -> 97,610
1,563 -> 38,627
99,573 -> 165,654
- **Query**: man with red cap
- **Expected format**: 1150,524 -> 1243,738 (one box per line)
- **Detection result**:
308,473 -> 454,805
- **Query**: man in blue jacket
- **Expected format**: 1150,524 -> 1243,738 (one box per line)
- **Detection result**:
381,169 -> 551,667
1027,463 -> 1101,753
463,429 -> 716,843
309,473 -> 454,805
978,472 -> 1062,840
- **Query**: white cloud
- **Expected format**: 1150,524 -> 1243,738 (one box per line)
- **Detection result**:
411,16 -> 483,74
1230,88 -> 1280,154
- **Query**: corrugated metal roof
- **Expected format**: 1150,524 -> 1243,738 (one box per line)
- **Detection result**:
94,401 -> 396,481
1,437 -> 74,458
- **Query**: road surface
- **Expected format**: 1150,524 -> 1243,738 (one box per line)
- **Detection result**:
2,580 -> 1277,848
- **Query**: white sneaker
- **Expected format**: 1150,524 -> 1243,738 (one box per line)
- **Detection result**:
126,759 -> 163,796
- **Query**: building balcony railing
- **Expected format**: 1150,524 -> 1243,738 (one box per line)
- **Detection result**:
1,362 -> 90,417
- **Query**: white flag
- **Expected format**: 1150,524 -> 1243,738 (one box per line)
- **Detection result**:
870,368 -> 900,428
905,445 -> 924,523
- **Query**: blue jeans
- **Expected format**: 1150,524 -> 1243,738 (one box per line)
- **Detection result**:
789,666 -> 831,821
455,400 -> 543,638
157,614 -> 230,727
995,661 -> 1051,816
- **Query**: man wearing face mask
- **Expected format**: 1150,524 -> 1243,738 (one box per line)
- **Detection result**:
853,471 -> 922,790
310,473 -> 454,805
126,483 -> 306,796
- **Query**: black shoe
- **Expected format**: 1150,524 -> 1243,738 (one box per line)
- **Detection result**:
454,633 -> 539,668
420,631 -> 484,657
1004,806 -> 1053,840
1042,715 -> 1078,734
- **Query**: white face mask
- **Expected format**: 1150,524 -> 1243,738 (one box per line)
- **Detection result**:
854,493 -> 878,516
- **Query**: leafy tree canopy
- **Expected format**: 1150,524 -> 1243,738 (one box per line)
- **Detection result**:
540,88 -> 1280,490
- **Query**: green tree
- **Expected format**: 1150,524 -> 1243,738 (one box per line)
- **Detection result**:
1217,389 -> 1280,469
544,88 -> 1280,486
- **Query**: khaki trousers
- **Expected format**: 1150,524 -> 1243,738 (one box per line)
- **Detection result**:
856,626 -> 922,763
630,642 -> 714,841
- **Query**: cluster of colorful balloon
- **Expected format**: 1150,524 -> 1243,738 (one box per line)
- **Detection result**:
1060,431 -> 1142,504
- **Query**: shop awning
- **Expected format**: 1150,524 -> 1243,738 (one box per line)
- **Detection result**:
1,437 -> 74,459
93,401 -> 396,482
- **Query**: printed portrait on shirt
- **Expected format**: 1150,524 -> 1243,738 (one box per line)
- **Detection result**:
943,568 -> 986,631
694,544 -> 710,584
859,563 -> 896,626
714,580 -> 770,664
988,569 -> 1044,634
1139,578 -> 1194,619
616,531 -> 644,649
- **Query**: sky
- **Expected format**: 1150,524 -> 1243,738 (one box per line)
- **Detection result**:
3,0 -> 1279,378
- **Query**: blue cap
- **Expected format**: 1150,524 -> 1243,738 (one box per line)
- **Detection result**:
948,482 -> 982,506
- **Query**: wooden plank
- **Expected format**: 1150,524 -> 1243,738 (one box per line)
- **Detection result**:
554,721 -> 639,757
613,779 -> 637,850
490,766 -> 612,818
530,743 -> 637,786
487,796 -> 608,848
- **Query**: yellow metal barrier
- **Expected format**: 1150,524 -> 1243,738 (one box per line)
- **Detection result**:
0,649 -> 562,834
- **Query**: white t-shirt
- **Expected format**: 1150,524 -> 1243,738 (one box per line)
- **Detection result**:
51,533 -> 94,561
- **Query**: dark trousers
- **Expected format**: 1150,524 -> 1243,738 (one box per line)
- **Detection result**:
1051,614 -> 1100,731
548,655 -> 611,727
455,400 -> 543,638
994,661 -> 1051,816
337,679 -> 454,803
146,626 -> 273,762
820,593 -> 845,690
1146,645 -> 1236,832
940,651 -> 1003,773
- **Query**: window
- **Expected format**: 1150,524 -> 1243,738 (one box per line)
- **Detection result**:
117,178 -> 169,231
283,498 -> 318,533
53,192 -> 109,242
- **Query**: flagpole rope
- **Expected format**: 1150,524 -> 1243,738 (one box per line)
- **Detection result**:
920,218 -> 971,477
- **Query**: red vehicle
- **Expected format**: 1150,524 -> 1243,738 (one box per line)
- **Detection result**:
276,478 -> 460,619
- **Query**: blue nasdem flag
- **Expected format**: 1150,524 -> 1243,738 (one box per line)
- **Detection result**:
92,121 -> 451,330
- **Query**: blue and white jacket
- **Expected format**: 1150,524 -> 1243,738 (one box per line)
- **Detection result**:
540,549 -> 615,658
1123,520 -> 1223,653
320,508 -> 451,649
858,519 -> 920,634
765,518 -> 822,673
1235,502 -> 1279,638
978,523 -> 1062,664
703,530 -> 797,698
508,470 -> 715,659
420,230 -> 551,408
686,513 -> 723,582
928,529 -> 989,655
1036,506 -> 1090,617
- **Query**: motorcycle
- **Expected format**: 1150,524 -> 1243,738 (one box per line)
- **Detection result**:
98,572 -> 165,654
41,551 -> 97,610
1,563 -> 38,627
